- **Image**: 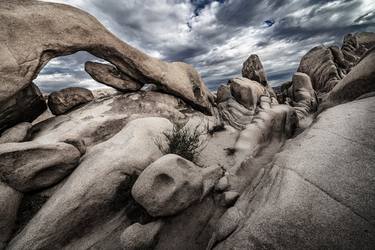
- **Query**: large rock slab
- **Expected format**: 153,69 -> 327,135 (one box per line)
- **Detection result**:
0,182 -> 22,250
242,54 -> 268,86
0,83 -> 46,133
0,142 -> 81,192
85,61 -> 143,92
8,117 -> 173,250
47,87 -> 94,115
215,96 -> 375,249
0,122 -> 32,144
0,0 -> 212,113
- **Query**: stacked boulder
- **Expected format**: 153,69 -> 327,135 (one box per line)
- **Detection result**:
48,87 -> 94,115
216,55 -> 278,130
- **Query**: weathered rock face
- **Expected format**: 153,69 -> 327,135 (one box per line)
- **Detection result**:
328,47 -> 375,104
341,32 -> 375,65
132,154 -> 222,217
215,96 -> 375,250
0,122 -> 32,144
0,142 -> 81,192
297,32 -> 375,94
48,87 -> 94,115
290,72 -> 318,120
242,54 -> 268,86
0,83 -> 46,133
120,220 -> 164,250
216,84 -> 232,104
0,0 -> 212,114
85,61 -> 143,92
216,84 -> 254,130
0,182 -> 22,250
218,99 -> 254,130
297,46 -> 341,93
232,104 -> 298,174
229,77 -> 267,110
8,118 -> 172,250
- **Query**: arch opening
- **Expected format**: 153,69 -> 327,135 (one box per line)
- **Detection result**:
34,51 -> 111,94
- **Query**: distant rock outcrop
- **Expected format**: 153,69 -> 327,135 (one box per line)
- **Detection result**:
328,47 -> 375,104
48,87 -> 94,115
297,32 -> 375,93
0,182 -> 22,250
242,54 -> 268,86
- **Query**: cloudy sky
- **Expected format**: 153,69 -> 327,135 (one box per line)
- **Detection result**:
37,0 -> 375,92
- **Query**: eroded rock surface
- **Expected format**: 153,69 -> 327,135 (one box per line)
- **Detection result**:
31,91 -> 185,149
0,142 -> 81,192
0,122 -> 32,144
48,87 -> 94,115
290,72 -> 318,120
328,47 -> 375,104
297,32 -> 375,94
0,182 -> 22,250
120,220 -> 164,250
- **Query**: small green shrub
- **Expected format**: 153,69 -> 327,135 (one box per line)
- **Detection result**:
155,122 -> 208,163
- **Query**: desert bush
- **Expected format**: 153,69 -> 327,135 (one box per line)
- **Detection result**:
155,121 -> 208,163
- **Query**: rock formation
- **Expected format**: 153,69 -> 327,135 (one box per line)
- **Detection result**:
297,32 -> 375,94
0,0 -> 213,126
242,54 -> 268,86
0,142 -> 81,192
85,62 -> 144,92
48,87 -> 94,115
328,46 -> 375,104
0,122 -> 32,144
0,182 -> 22,250
288,72 -> 318,121
0,1 -> 374,250
0,84 -> 46,133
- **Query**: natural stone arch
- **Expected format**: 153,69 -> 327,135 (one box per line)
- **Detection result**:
0,0 -> 213,117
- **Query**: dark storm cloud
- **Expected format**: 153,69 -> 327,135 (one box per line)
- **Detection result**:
38,0 -> 375,92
